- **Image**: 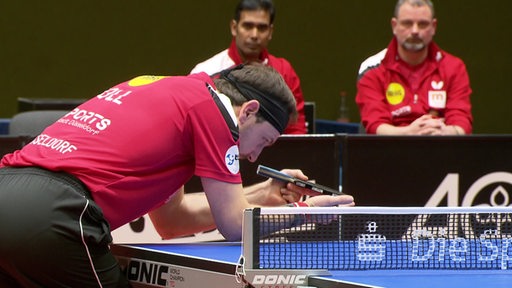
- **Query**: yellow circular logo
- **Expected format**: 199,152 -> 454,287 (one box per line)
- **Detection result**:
128,75 -> 166,87
386,83 -> 405,105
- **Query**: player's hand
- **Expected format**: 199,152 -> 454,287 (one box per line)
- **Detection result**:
440,124 -> 464,135
262,168 -> 313,204
304,194 -> 355,207
245,169 -> 305,206
300,194 -> 354,225
409,115 -> 445,135
277,169 -> 325,202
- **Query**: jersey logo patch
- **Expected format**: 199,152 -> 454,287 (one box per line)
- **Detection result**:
225,145 -> 240,174
428,90 -> 447,109
128,76 -> 166,87
386,83 -> 405,105
431,81 -> 444,90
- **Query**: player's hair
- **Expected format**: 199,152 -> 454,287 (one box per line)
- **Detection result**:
214,64 -> 297,126
234,0 -> 275,24
394,0 -> 435,18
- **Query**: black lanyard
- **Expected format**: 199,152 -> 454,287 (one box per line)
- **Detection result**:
207,84 -> 239,142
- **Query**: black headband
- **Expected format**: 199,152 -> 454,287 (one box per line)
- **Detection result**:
219,65 -> 289,134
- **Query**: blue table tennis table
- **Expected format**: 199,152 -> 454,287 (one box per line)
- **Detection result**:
111,242 -> 512,288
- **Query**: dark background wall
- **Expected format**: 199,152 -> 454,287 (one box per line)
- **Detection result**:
1,1 -> 510,133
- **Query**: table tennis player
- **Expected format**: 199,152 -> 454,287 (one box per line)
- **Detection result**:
0,64 -> 354,287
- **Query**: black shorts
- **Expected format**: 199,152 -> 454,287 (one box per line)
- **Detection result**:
0,167 -> 130,287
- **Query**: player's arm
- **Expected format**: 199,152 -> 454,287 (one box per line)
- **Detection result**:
200,177 -> 252,241
356,72 -> 393,134
149,169 -> 312,239
149,177 -> 354,241
147,181 -> 286,241
148,179 -> 253,241
201,177 -> 354,241
148,186 -> 218,240
442,60 -> 473,134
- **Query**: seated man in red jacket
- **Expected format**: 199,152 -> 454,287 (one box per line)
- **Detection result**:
191,0 -> 307,134
356,0 -> 472,135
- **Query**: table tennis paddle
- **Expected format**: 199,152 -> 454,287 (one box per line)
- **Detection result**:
256,165 -> 344,195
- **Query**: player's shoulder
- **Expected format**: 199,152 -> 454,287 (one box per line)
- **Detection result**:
190,49 -> 233,75
267,53 -> 293,67
436,49 -> 467,68
266,54 -> 299,76
358,48 -> 388,77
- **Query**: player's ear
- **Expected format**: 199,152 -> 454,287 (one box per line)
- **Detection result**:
431,18 -> 437,35
391,17 -> 398,35
230,19 -> 237,37
239,100 -> 260,124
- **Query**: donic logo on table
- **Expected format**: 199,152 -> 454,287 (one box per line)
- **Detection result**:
117,257 -> 183,287
250,274 -> 307,286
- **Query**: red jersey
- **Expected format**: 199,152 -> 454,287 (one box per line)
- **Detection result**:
191,39 -> 307,134
356,38 -> 473,134
1,73 -> 242,229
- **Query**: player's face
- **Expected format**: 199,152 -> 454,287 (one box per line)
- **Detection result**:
231,9 -> 273,62
392,3 -> 436,52
238,118 -> 280,163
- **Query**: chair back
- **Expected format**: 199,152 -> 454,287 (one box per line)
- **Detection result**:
9,110 -> 68,137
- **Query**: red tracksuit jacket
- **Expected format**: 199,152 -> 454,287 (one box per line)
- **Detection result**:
356,38 -> 473,134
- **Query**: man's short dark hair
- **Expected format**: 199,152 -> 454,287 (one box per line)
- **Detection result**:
234,0 -> 275,24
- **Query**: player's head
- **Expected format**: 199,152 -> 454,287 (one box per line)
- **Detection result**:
392,0 -> 436,53
214,64 -> 296,162
234,0 -> 275,24
394,0 -> 434,18
231,0 -> 275,62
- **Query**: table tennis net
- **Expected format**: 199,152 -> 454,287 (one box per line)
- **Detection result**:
242,207 -> 512,271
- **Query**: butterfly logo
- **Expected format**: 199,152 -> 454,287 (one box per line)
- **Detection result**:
431,81 -> 444,90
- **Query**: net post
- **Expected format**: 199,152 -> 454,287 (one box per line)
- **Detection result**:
242,208 -> 261,269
